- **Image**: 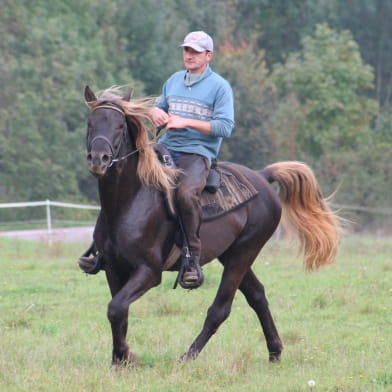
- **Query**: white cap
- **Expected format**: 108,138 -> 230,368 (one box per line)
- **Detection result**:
180,31 -> 213,52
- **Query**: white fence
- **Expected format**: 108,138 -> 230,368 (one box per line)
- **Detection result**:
0,200 -> 100,233
0,199 -> 390,235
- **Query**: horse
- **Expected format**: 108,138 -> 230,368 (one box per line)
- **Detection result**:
82,85 -> 340,366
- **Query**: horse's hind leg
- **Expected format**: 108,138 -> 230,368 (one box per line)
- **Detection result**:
181,265 -> 244,361
181,241 -> 260,362
239,269 -> 283,362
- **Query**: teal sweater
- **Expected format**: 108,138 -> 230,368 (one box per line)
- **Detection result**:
156,66 -> 235,163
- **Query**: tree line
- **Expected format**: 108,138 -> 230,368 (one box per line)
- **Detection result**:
1,0 -> 391,230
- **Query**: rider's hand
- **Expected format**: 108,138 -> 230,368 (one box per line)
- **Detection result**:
151,107 -> 169,127
166,114 -> 188,131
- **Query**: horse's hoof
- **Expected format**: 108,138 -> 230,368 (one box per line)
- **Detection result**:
78,256 -> 103,275
269,352 -> 281,363
179,349 -> 198,363
127,352 -> 140,367
112,352 -> 140,369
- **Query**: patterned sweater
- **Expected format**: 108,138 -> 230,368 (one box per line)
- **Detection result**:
156,65 -> 235,163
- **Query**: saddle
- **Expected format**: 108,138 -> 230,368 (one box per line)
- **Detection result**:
154,144 -> 258,221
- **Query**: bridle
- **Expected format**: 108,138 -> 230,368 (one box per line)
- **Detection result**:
87,104 -> 141,167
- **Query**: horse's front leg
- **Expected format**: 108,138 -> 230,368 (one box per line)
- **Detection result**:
106,265 -> 161,366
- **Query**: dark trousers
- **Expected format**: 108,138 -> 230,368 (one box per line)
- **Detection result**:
176,153 -> 209,260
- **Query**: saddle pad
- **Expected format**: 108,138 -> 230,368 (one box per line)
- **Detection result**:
201,166 -> 258,221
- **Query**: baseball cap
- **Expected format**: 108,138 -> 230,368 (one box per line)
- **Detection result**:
180,31 -> 213,52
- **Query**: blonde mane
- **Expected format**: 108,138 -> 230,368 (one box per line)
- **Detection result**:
89,86 -> 179,201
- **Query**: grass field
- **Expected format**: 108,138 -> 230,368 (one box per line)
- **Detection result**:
0,235 -> 391,392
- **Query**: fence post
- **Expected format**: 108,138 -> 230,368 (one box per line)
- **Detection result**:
46,199 -> 52,244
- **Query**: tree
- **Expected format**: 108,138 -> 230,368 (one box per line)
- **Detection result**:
230,0 -> 333,69
214,36 -> 274,168
270,24 -> 377,161
327,0 -> 392,109
267,24 -> 391,227
0,0 -> 141,203
117,0 -> 232,95
231,0 -> 392,110
319,114 -> 392,230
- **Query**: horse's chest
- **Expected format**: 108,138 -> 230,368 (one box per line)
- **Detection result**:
106,214 -> 166,259
97,192 -> 170,266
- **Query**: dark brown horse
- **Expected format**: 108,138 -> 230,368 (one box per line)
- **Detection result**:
82,85 -> 340,366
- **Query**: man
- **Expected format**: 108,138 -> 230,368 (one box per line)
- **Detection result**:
151,31 -> 235,286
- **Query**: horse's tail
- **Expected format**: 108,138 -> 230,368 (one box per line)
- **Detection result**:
261,161 -> 340,270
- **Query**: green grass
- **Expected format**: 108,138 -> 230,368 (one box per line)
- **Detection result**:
0,235 -> 391,391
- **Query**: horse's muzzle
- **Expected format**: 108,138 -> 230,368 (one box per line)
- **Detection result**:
86,150 -> 112,177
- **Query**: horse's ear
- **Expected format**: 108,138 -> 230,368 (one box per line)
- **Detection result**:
123,88 -> 134,102
84,85 -> 97,108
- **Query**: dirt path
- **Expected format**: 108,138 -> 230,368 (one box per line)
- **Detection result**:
0,226 -> 94,243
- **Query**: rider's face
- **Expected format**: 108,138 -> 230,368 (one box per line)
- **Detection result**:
183,47 -> 213,74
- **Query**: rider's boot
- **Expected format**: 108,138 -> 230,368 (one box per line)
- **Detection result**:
179,252 -> 204,289
177,204 -> 204,288
183,256 -> 201,283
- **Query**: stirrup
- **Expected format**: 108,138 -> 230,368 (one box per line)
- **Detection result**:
77,243 -> 104,275
174,249 -> 204,290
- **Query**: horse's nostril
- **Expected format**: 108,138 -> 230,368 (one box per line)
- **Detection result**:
87,153 -> 92,163
102,154 -> 110,164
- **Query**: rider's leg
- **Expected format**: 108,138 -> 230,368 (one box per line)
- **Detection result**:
176,153 -> 209,283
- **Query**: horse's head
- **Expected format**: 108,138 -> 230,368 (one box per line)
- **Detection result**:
83,86 -> 178,208
84,85 -> 134,178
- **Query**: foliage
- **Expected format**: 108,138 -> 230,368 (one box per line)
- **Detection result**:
265,24 -> 391,229
332,110 -> 392,230
214,36 -> 274,168
114,0 -> 185,94
326,0 -> 392,109
0,0 -> 140,203
231,0 -> 392,109
231,0 -> 326,65
270,24 -> 377,159
113,0 -> 231,94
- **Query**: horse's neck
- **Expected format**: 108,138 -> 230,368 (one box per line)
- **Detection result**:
98,163 -> 141,214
